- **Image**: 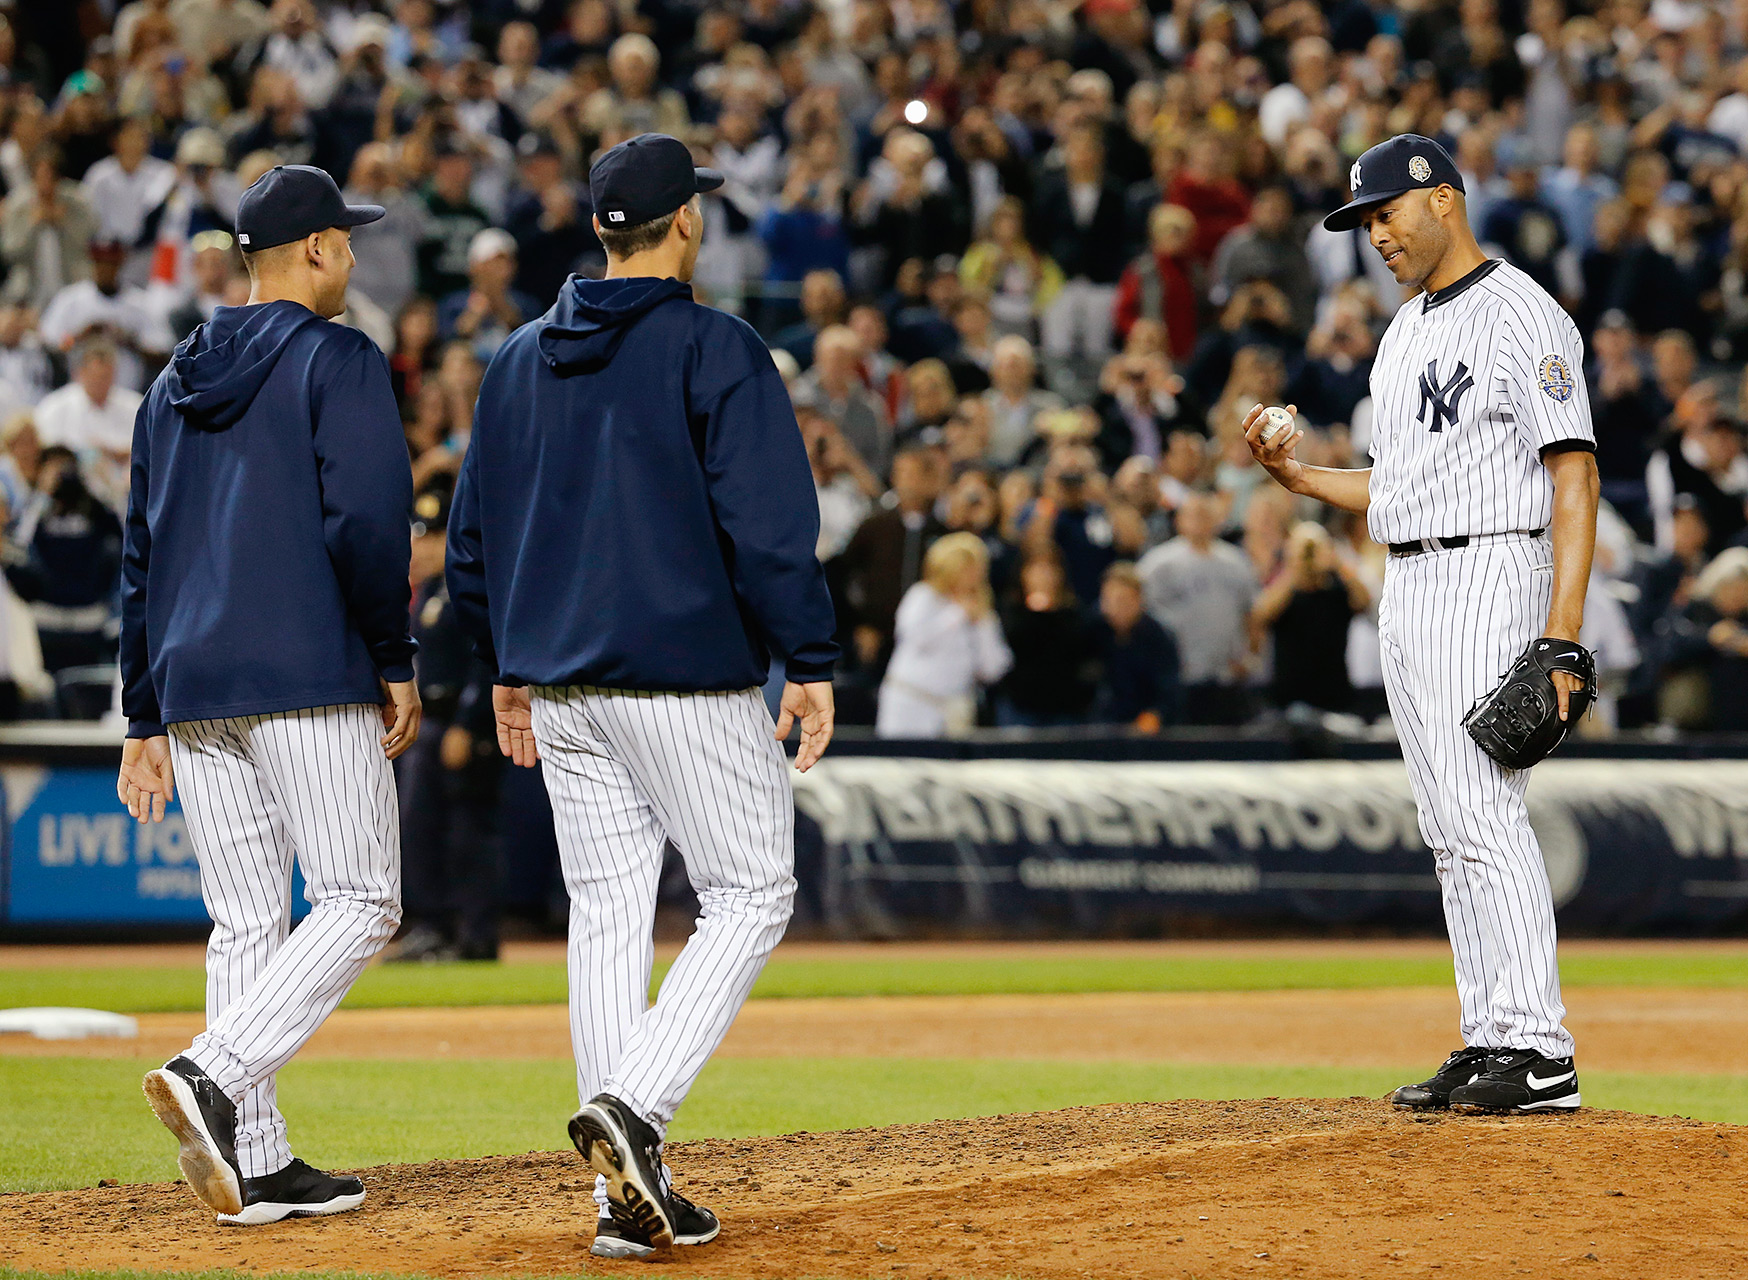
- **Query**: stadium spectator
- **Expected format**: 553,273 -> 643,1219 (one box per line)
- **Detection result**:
1090,560 -> 1179,730
996,553 -> 1098,728
1032,123 -> 1128,376
772,267 -> 846,370
1136,490 -> 1255,725
38,239 -> 172,392
1482,139 -> 1568,296
1587,310 -> 1661,530
876,531 -> 1010,738
2,145 -> 96,312
1111,201 -> 1198,359
0,305 -> 53,415
1656,548 -> 1748,731
416,138 -> 490,300
1542,123 -> 1618,253
502,132 -> 597,307
162,229 -> 243,343
0,410 -> 43,531
793,323 -> 890,481
982,334 -> 1061,467
145,128 -> 238,291
436,227 -> 540,360
1250,521 -> 1372,715
1093,347 -> 1202,468
341,141 -> 422,316
835,444 -> 947,673
33,339 -> 140,510
3,444 -> 122,678
960,195 -> 1062,343
80,117 -> 176,284
1211,182 -> 1318,335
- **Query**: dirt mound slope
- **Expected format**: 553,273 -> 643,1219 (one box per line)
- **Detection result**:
5,1099 -> 1744,1279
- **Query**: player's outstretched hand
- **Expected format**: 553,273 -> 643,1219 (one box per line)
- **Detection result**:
493,684 -> 539,767
118,735 -> 175,824
380,679 -> 422,760
776,680 -> 835,773
1241,402 -> 1305,491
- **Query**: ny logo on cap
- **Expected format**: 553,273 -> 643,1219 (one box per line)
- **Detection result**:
1350,159 -> 1362,192
1417,359 -> 1474,433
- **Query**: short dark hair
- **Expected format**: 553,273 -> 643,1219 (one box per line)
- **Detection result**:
598,195 -> 697,258
241,238 -> 304,279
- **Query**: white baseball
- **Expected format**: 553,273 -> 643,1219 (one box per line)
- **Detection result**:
1259,405 -> 1295,447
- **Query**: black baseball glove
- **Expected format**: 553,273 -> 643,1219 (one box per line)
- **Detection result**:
1462,637 -> 1596,770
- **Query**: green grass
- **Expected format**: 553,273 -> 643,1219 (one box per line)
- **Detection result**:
4,1056 -> 1746,1195
4,949 -> 1745,1015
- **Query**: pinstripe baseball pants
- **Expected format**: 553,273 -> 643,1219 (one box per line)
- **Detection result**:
1377,534 -> 1574,1059
167,705 -> 402,1179
530,686 -> 795,1145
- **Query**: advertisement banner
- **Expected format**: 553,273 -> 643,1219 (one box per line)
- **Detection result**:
791,759 -> 1748,936
1,766 -> 306,926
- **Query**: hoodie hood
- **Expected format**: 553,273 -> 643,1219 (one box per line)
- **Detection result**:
537,276 -> 692,375
168,301 -> 324,430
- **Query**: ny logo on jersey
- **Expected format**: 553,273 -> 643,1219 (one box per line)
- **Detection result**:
1416,359 -> 1475,432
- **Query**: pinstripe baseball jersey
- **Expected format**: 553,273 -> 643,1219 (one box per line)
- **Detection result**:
1365,258 -> 1595,545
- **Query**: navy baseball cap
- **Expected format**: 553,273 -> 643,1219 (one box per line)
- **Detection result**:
589,133 -> 722,229
235,165 -> 385,253
1322,134 -> 1465,232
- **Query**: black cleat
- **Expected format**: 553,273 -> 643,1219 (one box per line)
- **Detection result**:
142,1056 -> 245,1215
218,1158 -> 366,1226
569,1094 -> 675,1250
1389,1046 -> 1493,1111
591,1190 -> 720,1259
1449,1049 -> 1581,1114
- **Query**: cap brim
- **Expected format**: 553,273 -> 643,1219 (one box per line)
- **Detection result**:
336,203 -> 387,228
1322,188 -> 1412,233
694,167 -> 724,193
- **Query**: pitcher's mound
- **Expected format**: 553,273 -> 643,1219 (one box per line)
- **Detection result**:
5,1098 -> 1744,1278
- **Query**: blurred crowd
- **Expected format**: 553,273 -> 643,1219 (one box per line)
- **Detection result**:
0,0 -> 1746,738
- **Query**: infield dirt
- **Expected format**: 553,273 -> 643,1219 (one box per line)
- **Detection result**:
5,1099 -> 1745,1279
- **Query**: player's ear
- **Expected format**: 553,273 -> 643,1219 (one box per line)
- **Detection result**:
304,231 -> 324,268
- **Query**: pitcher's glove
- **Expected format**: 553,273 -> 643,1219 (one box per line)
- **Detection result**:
1462,638 -> 1596,770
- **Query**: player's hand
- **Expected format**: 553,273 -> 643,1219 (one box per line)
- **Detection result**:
1241,402 -> 1305,491
493,685 -> 539,767
118,736 -> 175,824
776,680 -> 835,773
440,724 -> 473,771
1550,669 -> 1584,722
380,680 -> 422,759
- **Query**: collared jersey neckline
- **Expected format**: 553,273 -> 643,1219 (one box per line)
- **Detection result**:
1422,257 -> 1501,311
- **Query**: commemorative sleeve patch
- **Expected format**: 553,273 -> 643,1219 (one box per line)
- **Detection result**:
1537,354 -> 1575,403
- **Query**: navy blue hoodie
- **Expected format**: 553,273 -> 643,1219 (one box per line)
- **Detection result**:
447,276 -> 837,691
120,301 -> 416,737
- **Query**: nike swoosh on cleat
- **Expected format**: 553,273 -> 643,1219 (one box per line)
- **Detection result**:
1525,1070 -> 1576,1090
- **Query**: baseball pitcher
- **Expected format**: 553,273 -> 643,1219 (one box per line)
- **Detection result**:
1246,135 -> 1599,1115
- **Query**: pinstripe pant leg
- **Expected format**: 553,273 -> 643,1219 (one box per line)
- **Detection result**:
587,688 -> 796,1135
530,688 -> 666,1107
1378,584 -> 1497,1050
189,706 -> 403,1092
1403,543 -> 1573,1059
168,719 -> 297,1179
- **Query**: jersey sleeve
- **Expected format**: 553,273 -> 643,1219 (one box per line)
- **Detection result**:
1502,294 -> 1595,456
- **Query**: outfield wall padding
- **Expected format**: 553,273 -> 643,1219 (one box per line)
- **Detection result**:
790,759 -> 1748,936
